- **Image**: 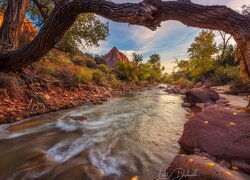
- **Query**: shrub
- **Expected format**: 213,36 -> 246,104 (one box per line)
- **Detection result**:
108,74 -> 123,89
212,66 -> 240,85
97,64 -> 110,74
71,55 -> 96,68
174,77 -> 194,89
76,68 -> 93,84
35,59 -> 56,76
229,79 -> 250,94
92,70 -> 106,85
55,65 -> 93,86
163,75 -> 175,84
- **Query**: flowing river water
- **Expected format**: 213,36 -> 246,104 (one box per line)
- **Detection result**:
0,88 -> 188,180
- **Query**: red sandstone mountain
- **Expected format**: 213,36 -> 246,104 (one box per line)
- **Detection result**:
102,47 -> 129,67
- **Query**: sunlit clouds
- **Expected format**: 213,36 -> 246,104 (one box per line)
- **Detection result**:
82,0 -> 248,72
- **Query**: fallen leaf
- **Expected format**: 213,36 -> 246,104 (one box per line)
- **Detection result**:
232,166 -> 239,170
204,121 -> 209,125
206,162 -> 215,168
225,171 -> 233,176
233,112 -> 237,116
229,122 -> 236,126
188,159 -> 194,163
44,94 -> 51,100
181,154 -> 187,156
15,117 -> 23,121
131,176 -> 138,180
239,109 -> 246,113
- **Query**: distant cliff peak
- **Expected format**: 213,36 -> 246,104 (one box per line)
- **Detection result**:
102,47 -> 129,67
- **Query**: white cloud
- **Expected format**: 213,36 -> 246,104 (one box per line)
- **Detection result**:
80,40 -> 110,55
83,0 -> 249,64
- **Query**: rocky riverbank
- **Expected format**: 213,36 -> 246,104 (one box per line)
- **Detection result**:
0,71 -> 155,124
164,84 -> 250,179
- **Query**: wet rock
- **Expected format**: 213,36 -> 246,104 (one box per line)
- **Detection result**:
164,85 -> 187,95
179,105 -> 250,162
93,101 -> 104,105
104,174 -> 120,180
182,102 -> 192,108
231,160 -> 250,174
158,85 -> 166,89
217,159 -> 231,169
194,82 -> 202,88
185,87 -> 219,104
167,155 -> 249,180
216,98 -> 230,105
203,80 -> 214,88
70,116 -> 87,122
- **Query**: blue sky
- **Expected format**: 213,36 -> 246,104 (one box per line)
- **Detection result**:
82,0 -> 249,72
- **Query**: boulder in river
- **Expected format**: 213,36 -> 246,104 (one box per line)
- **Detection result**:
167,154 -> 250,180
70,116 -> 87,121
185,87 -> 219,104
179,105 -> 250,162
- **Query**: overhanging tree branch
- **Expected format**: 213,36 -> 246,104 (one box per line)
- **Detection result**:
0,0 -> 250,76
32,0 -> 50,20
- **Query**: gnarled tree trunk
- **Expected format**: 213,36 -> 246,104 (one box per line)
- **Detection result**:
0,0 -> 30,51
0,0 -> 250,76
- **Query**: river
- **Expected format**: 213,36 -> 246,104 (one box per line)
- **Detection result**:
0,88 -> 187,180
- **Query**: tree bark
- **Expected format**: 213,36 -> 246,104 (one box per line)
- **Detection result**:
0,0 -> 250,75
33,0 -> 49,20
0,0 -> 30,51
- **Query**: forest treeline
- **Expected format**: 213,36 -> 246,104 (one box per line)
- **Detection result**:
164,29 -> 250,94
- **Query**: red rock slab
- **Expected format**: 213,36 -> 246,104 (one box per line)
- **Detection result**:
179,105 -> 250,162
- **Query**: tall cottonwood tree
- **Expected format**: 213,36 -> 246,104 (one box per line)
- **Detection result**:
0,0 -> 250,78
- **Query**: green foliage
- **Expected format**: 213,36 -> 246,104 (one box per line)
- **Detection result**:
57,14 -> 109,54
62,67 -> 93,86
216,44 -> 237,67
188,30 -> 218,61
0,0 -> 8,11
137,63 -> 151,81
132,52 -> 143,65
174,30 -> 218,80
108,74 -> 123,89
26,1 -> 109,54
27,0 -> 54,27
174,77 -> 194,89
241,5 -> 250,15
97,64 -> 110,74
168,30 -> 242,86
163,74 -> 175,84
94,55 -> 107,65
148,54 -> 160,65
71,55 -> 97,68
212,66 -> 240,85
230,79 -> 250,94
114,54 -> 163,83
92,70 -> 106,85
188,58 -> 215,79
115,62 -> 137,82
